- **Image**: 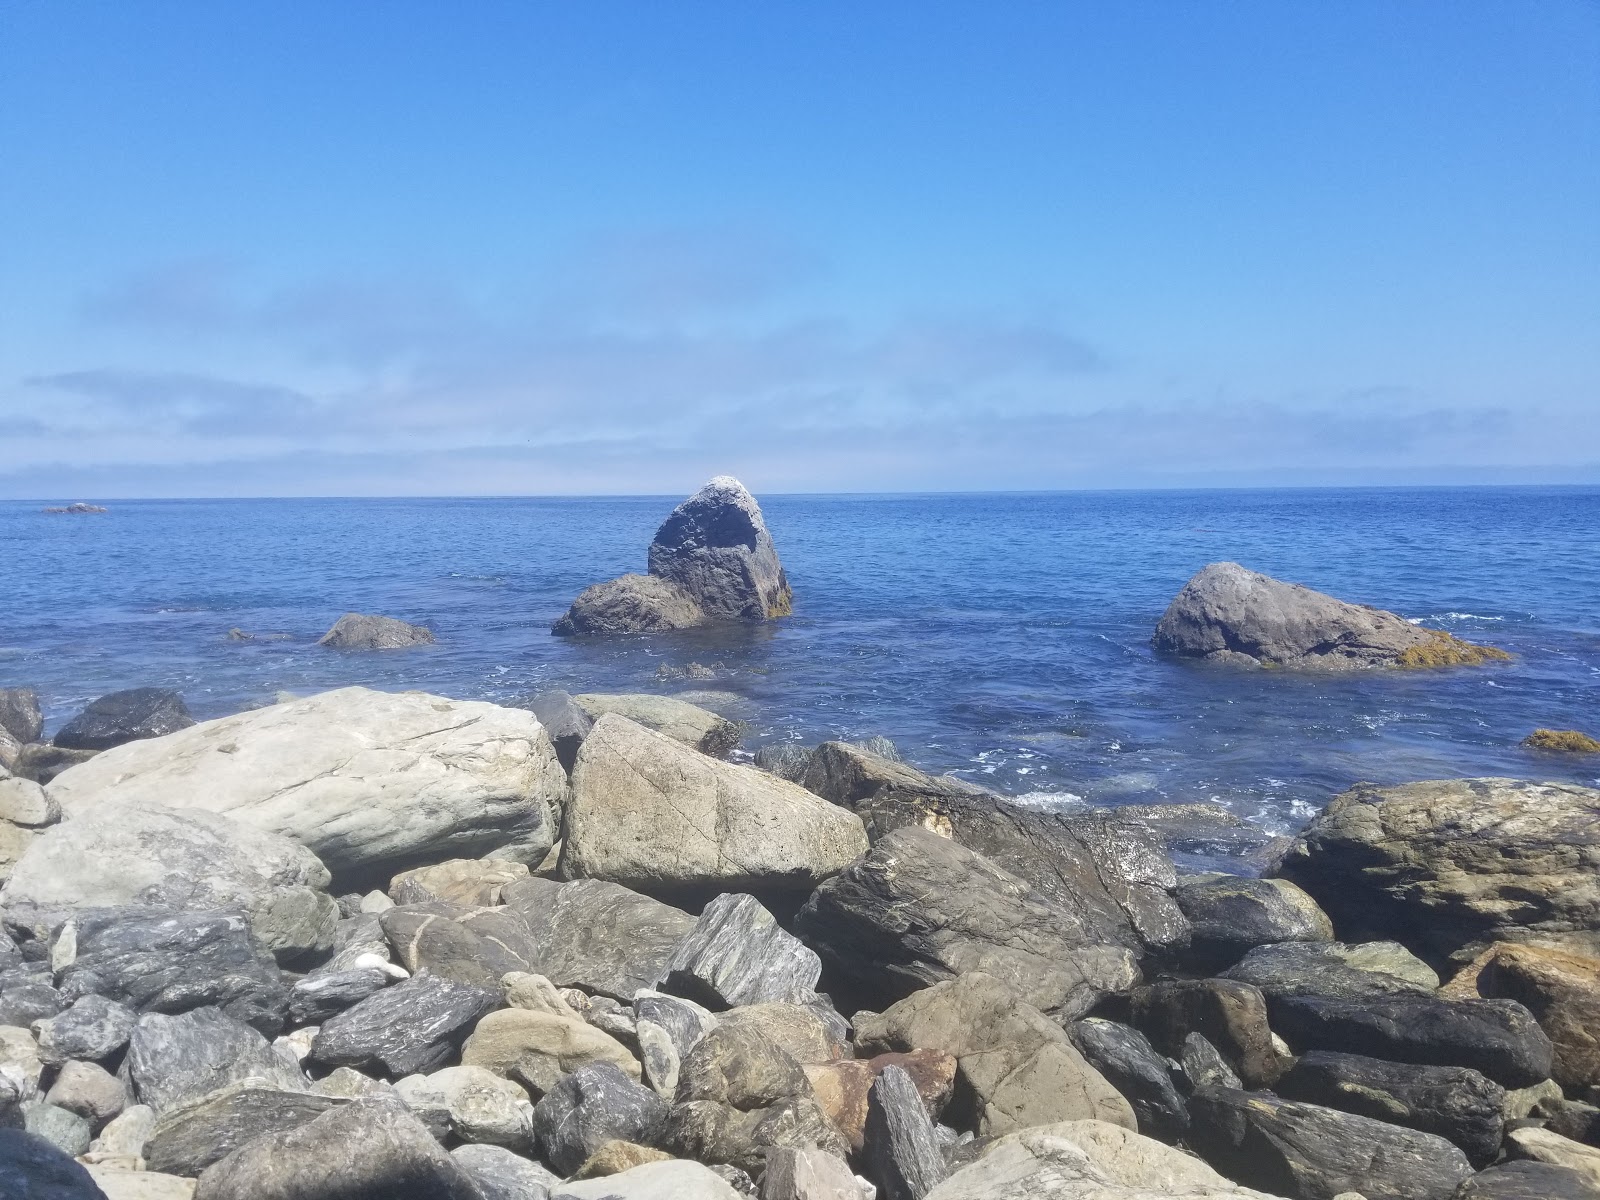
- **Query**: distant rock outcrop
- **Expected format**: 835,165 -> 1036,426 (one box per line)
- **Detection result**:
42,502 -> 107,514
553,477 -> 792,636
1152,562 -> 1510,670
318,613 -> 435,650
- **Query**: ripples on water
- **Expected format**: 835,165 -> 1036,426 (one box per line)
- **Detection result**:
4,487 -> 1598,834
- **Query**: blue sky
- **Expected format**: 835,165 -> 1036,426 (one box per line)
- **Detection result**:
2,2 -> 1597,496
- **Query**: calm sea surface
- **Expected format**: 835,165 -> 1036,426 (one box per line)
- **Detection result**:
4,488 -> 1597,835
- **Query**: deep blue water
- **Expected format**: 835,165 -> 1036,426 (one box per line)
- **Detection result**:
4,488 -> 1598,835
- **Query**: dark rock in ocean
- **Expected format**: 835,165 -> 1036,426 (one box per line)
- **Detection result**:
0,688 -> 42,745
799,740 -> 1188,958
504,877 -> 696,1002
288,966 -> 393,1024
450,1143 -> 559,1200
796,825 -> 1140,1022
1173,873 -> 1333,969
309,973 -> 499,1079
1273,992 -> 1554,1089
532,1061 -> 670,1176
663,892 -> 821,1010
1456,1159 -> 1600,1199
1273,777 -> 1600,965
1187,1085 -> 1475,1200
0,1128 -> 106,1199
1152,561 -> 1510,670
144,1084 -> 344,1176
865,1064 -> 947,1200
316,612 -> 435,650
522,690 -> 593,774
1128,978 -> 1285,1089
552,573 -> 708,635
380,905 -> 532,988
192,1096 -> 483,1200
55,908 -> 290,1035
755,743 -> 813,782
1180,1031 -> 1242,1091
1223,938 -> 1440,1004
34,995 -> 137,1066
0,981 -> 61,1027
125,1007 -> 306,1114
6,743 -> 97,785
1072,1018 -> 1188,1142
53,688 -> 194,752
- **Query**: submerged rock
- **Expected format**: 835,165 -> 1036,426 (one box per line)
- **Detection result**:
316,612 -> 435,650
1152,561 -> 1510,670
54,688 -> 195,752
1523,728 -> 1600,753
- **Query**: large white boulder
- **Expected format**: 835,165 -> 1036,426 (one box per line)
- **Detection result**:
47,688 -> 569,886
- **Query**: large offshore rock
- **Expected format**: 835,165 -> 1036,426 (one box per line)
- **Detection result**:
142,1085 -> 342,1176
662,893 -> 821,1010
55,909 -> 290,1035
853,972 -> 1135,1137
54,689 -> 195,752
0,1127 -> 109,1199
0,688 -> 42,745
1451,942 -> 1600,1090
799,741 -> 1187,956
309,973 -> 498,1079
1072,1018 -> 1189,1142
461,1007 -> 641,1095
1276,1050 -> 1505,1165
1173,874 -> 1333,968
532,1061 -> 670,1175
47,687 -> 568,887
192,1096 -> 483,1200
503,877 -> 695,1002
560,716 -> 867,898
797,826 -> 1139,1021
1186,1086 -> 1474,1200
1223,939 -> 1440,1003
1273,778 -> 1600,964
1128,978 -> 1286,1090
553,574 -> 710,636
316,612 -> 434,650
125,1008 -> 306,1115
2,805 -> 336,962
1152,561 -> 1509,670
573,694 -> 744,758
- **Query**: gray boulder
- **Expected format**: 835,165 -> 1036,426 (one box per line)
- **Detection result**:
553,574 -> 709,636
43,1062 -> 125,1131
389,858 -> 530,907
0,1127 -> 107,1199
573,693 -> 744,758
288,966 -> 393,1025
1456,1159 -> 1600,1199
450,1144 -> 557,1200
0,689 -> 42,745
23,1102 -> 92,1157
532,1061 -> 669,1175
662,893 -> 821,1010
125,1008 -> 306,1114
54,689 -> 195,752
1223,939 -> 1440,1003
1152,561 -> 1510,670
379,905 -> 533,989
143,1085 -> 342,1176
864,1065 -> 946,1200
35,995 -> 137,1065
551,1159 -> 745,1199
1072,1018 -> 1188,1142
1173,873 -> 1333,969
0,981 -> 61,1026
8,745 -> 97,787
393,1065 -> 534,1152
1128,978 -> 1285,1090
316,612 -> 434,650
309,973 -> 498,1079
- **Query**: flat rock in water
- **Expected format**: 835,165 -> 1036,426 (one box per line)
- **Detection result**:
309,973 -> 498,1079
573,693 -> 744,758
125,1008 -> 306,1115
532,1061 -> 670,1176
54,688 -> 195,752
143,1085 -> 343,1176
46,686 -> 568,888
55,909 -> 290,1035
797,825 -> 1140,1022
1072,1018 -> 1189,1142
864,1065 -> 947,1200
1186,1086 -> 1475,1200
560,715 -> 867,899
316,612 -> 435,650
662,893 -> 821,1009
1151,561 -> 1508,670
1272,778 -> 1600,965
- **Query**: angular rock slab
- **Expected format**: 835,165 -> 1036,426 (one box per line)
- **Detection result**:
309,973 -> 498,1079
1223,939 -> 1439,1003
532,1061 -> 670,1176
48,686 -> 569,887
392,1065 -> 533,1152
804,1050 -> 955,1155
1129,978 -> 1285,1090
560,715 -> 868,897
1073,1018 -> 1188,1142
143,1086 -> 342,1176
662,893 -> 821,1009
864,1065 -> 946,1200
125,1008 -> 306,1115
1457,1159 -> 1600,1199
0,688 -> 42,745
389,858 -> 529,907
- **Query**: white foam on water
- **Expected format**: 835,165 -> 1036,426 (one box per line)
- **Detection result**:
1010,789 -> 1086,811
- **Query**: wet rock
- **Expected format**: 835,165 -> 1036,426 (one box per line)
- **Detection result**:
47,687 -> 568,888
1456,1159 -> 1600,1199
449,1143 -> 558,1200
755,744 -> 813,783
551,1158 -> 746,1199
1173,873 -> 1333,969
389,858 -> 530,907
317,612 -> 434,650
0,1127 -> 107,1199
1102,801 -> 1292,873
1223,939 -> 1440,1003
522,691 -> 593,775
865,1065 -> 946,1200
1152,561 -> 1509,670
532,1061 -> 670,1175
561,715 -> 867,899
55,909 -> 290,1035
143,1085 -> 342,1176
1128,978 -> 1285,1089
1273,778 -> 1600,964
44,1061 -> 125,1130
1073,1018 -> 1188,1141
54,689 -> 194,752
309,973 -> 498,1079
1450,943 -> 1600,1090
797,826 -> 1140,1021
0,689 -> 42,746
461,1007 -> 640,1096
805,1050 -> 955,1155
1187,1085 -> 1475,1200
574,694 -> 744,758
393,1065 -> 534,1152
124,1008 -> 305,1114
663,893 -> 821,1009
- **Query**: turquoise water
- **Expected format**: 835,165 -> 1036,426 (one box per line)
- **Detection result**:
3,487 -> 1597,833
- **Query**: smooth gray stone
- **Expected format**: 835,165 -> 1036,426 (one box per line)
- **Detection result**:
1187,1086 -> 1475,1200
531,1061 -> 670,1175
0,982 -> 62,1027
43,1061 -> 125,1129
54,688 -> 194,751
1179,1032 -> 1241,1091
55,908 -> 290,1036
1173,874 -> 1333,968
0,688 -> 42,745
663,893 -> 821,1010
504,877 -> 695,1002
22,1102 -> 92,1158
1073,1018 -> 1188,1142
288,966 -> 392,1024
143,1086 -> 343,1176
35,995 -> 137,1066
308,972 -> 498,1079
636,1018 -> 680,1095
450,1143 -> 557,1200
317,612 -> 434,650
0,1128 -> 106,1199
865,1065 -> 947,1200
125,1007 -> 306,1115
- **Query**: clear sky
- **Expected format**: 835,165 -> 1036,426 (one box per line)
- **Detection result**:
2,2 -> 1597,496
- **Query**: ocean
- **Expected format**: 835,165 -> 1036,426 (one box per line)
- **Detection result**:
4,487 -> 1597,836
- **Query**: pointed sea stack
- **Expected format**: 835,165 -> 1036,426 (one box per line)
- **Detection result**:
554,476 -> 792,635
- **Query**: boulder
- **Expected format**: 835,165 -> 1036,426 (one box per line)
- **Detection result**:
309,973 -> 498,1079
1152,562 -> 1510,670
0,1127 -> 108,1200
1173,874 -> 1333,969
560,715 -> 867,898
797,826 -> 1140,1021
287,966 -> 393,1025
532,1061 -> 670,1175
10,745 -> 98,786
574,694 -> 744,758
379,905 -> 533,988
1456,1159 -> 1600,1199
0,729 -> 19,775
393,1065 -> 534,1152
47,687 -> 569,888
717,1004 -> 845,1067
1449,943 -> 1600,1090
1273,778 -> 1600,965
760,1147 -> 870,1200
461,1007 -> 640,1096
125,1008 -> 305,1115
853,972 -> 1135,1137
449,1144 -> 558,1200
44,1061 -> 124,1130
317,612 -> 434,649
503,877 -> 695,1001
553,574 -> 709,636
864,1065 -> 946,1200
1,1026 -> 45,1101
1128,978 -> 1286,1089
804,1050 -> 955,1154
2,805 -> 336,962
82,1102 -> 154,1165
633,992 -> 717,1063
1522,729 -> 1600,753
55,909 -> 290,1035
24,1101 -> 92,1156
0,981 -> 60,1026
571,1140 -> 673,1177
662,893 -> 821,1010
1187,1086 -> 1474,1200
1072,1018 -> 1189,1142
1223,939 -> 1440,1003
0,778 -> 58,827
389,858 -> 530,907
646,476 -> 792,622
1179,1033 -> 1242,1091
143,1085 -> 342,1176
54,689 -> 195,752
1504,1126 -> 1600,1189
550,1159 -> 745,1199
1098,801 -> 1292,873
0,689 -> 42,745
521,691 -> 593,776
191,1096 -> 482,1200
85,1167 -> 197,1200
